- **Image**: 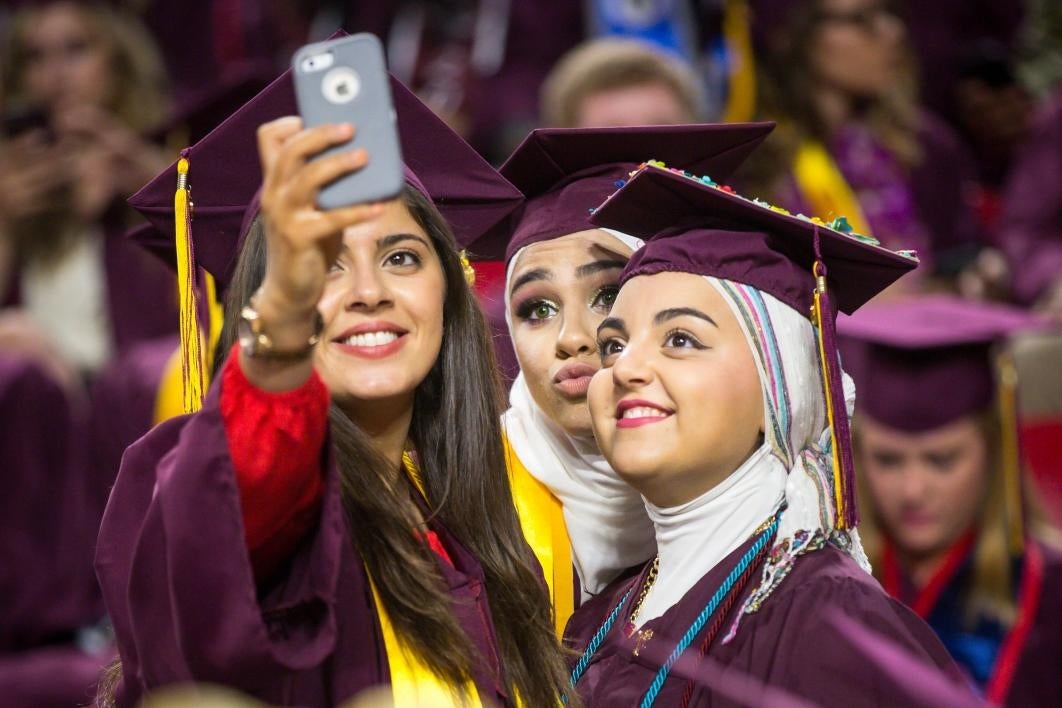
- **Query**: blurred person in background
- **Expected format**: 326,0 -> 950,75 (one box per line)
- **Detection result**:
0,0 -> 176,383
539,38 -> 704,128
899,1 -> 1031,195
0,3 -> 177,704
343,0 -> 585,165
476,38 -> 705,386
997,87 -> 1062,318
738,0 -> 990,295
843,296 -> 1062,706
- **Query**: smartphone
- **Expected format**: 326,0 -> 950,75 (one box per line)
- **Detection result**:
292,33 -> 404,210
2,105 -> 50,140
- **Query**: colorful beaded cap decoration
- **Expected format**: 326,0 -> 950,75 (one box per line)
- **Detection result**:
591,159 -> 919,261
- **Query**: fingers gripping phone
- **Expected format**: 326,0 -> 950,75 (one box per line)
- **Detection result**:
292,33 -> 405,210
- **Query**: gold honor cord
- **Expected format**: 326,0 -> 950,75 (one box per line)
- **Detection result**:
996,350 -> 1025,557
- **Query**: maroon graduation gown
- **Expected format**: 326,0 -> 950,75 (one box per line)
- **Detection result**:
884,537 -> 1062,707
0,354 -> 113,707
95,378 -> 513,707
999,88 -> 1062,305
1004,541 -> 1062,706
565,537 -> 971,707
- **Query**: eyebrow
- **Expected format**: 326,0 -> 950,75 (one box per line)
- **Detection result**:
653,307 -> 718,327
597,317 -> 626,335
510,267 -> 552,295
575,259 -> 627,278
379,233 -> 430,249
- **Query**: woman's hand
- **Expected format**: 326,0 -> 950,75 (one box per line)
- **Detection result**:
256,116 -> 382,318
239,117 -> 383,390
52,105 -> 173,220
0,131 -> 72,226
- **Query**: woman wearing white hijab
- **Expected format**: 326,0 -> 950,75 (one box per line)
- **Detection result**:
566,163 -> 969,705
493,123 -> 772,630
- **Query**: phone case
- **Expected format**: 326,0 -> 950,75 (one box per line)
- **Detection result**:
292,33 -> 405,210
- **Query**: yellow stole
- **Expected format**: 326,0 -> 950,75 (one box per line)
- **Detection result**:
502,435 -> 575,637
791,140 -> 872,236
368,580 -> 483,707
362,455 -> 484,706
721,0 -> 756,124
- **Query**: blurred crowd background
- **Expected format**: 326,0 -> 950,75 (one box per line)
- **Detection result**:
0,1 -> 1060,706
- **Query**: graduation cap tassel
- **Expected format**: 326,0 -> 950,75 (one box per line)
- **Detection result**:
811,230 -> 858,529
995,350 -> 1025,557
174,154 -> 208,413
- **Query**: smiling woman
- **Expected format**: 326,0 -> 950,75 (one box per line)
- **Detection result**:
562,163 -> 972,706
494,123 -> 773,630
94,71 -> 571,707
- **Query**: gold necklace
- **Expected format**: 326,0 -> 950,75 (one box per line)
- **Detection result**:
624,556 -> 660,637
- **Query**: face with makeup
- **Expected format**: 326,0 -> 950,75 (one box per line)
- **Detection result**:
315,198 -> 445,418
589,273 -> 764,507
858,414 -> 990,559
508,230 -> 630,437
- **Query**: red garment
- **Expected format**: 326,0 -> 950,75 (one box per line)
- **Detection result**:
220,345 -> 329,580
219,345 -> 452,578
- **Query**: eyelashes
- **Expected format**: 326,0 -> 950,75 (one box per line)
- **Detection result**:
514,285 -> 619,324
328,249 -> 423,273
515,298 -> 558,323
663,328 -> 707,350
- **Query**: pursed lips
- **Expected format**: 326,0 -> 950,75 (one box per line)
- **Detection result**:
553,362 -> 598,399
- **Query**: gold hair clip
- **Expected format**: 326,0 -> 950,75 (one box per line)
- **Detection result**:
458,250 -> 476,286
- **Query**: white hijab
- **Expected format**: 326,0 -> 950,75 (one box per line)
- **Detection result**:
636,277 -> 871,628
500,229 -> 657,599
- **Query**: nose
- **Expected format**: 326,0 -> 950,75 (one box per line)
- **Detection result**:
610,339 -> 653,389
555,310 -> 595,359
898,466 -> 930,504
342,260 -> 393,312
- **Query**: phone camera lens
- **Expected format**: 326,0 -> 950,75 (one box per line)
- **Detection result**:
322,67 -> 360,105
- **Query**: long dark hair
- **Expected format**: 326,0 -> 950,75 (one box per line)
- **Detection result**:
739,0 -> 921,198
216,185 -> 572,705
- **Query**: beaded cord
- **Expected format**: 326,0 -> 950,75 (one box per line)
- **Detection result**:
567,587 -> 633,690
567,513 -> 781,705
640,514 -> 781,707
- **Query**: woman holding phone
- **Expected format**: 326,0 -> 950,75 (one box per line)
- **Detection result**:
95,69 -> 570,706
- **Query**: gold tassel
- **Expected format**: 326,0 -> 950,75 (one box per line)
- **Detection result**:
812,284 -> 846,527
996,350 -> 1025,557
721,0 -> 757,123
174,157 -> 207,413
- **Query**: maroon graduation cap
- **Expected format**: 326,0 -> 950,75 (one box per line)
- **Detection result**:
125,33 -> 522,412
128,60 -> 522,289
590,163 -> 917,315
837,295 -> 1044,433
590,163 -> 920,529
498,123 -> 774,262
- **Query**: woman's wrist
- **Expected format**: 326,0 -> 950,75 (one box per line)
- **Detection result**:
251,285 -> 320,348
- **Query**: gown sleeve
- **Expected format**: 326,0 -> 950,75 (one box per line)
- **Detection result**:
219,344 -> 329,580
94,348 -> 350,706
